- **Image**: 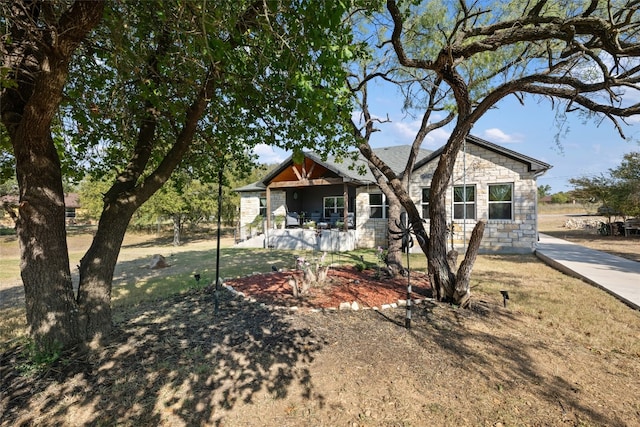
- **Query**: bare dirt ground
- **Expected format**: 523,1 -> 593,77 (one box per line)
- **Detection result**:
2,215 -> 640,426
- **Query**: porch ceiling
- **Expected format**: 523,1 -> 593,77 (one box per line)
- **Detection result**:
266,156 -> 360,188
268,177 -> 346,188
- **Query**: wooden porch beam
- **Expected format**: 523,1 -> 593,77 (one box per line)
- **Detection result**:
343,183 -> 348,231
291,165 -> 302,181
268,178 -> 345,188
266,187 -> 271,229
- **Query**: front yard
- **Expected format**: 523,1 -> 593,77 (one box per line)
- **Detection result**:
1,215 -> 640,426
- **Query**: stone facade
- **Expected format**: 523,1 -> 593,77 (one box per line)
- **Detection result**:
238,191 -> 261,241
238,190 -> 289,241
355,187 -> 390,249
407,143 -> 540,253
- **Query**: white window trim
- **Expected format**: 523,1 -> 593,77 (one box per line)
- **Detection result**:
453,184 -> 476,220
488,183 -> 514,221
323,196 -> 344,217
421,187 -> 430,219
369,192 -> 389,219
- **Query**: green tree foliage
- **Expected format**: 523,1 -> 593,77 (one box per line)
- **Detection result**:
550,192 -> 571,204
570,174 -> 618,212
611,152 -> 640,217
1,0 -> 358,351
571,152 -> 640,219
0,176 -> 18,197
538,185 -> 552,199
78,174 -> 113,221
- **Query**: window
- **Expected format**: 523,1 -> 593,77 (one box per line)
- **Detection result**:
453,185 -> 475,220
421,188 -> 430,219
324,196 -> 344,218
369,193 -> 389,218
489,183 -> 513,220
259,197 -> 267,217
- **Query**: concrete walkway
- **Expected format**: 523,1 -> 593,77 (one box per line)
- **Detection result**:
535,233 -> 640,310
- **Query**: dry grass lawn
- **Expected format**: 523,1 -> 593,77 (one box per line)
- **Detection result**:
1,212 -> 640,426
538,204 -> 640,262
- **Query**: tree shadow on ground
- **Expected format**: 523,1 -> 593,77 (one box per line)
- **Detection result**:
0,289 -> 325,426
0,284 -> 24,310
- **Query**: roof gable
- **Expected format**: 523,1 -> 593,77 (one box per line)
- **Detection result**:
262,145 -> 433,185
414,135 -> 551,174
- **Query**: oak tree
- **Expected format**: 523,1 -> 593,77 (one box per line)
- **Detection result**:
1,0 -> 354,350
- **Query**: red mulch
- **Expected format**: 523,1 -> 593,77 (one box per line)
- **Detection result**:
224,266 -> 432,310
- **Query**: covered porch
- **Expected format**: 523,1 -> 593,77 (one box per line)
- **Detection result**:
263,154 -> 362,232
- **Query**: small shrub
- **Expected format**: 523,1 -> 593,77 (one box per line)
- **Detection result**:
18,339 -> 64,376
0,227 -> 16,236
274,215 -> 285,229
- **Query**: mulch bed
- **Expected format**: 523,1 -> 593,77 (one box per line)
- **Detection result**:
223,266 -> 432,310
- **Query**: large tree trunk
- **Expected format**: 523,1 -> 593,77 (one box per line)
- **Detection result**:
453,220 -> 486,307
14,131 -> 80,350
76,201 -> 136,345
1,1 -> 105,350
425,123 -> 485,306
173,214 -> 182,246
385,196 -> 404,276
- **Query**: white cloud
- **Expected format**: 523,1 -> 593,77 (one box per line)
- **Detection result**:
481,128 -> 524,143
370,117 -> 451,148
392,120 -> 422,141
252,144 -> 286,165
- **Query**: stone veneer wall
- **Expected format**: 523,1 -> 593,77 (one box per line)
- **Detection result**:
238,192 -> 261,241
355,187 -> 390,249
408,143 -> 539,253
238,190 -> 286,241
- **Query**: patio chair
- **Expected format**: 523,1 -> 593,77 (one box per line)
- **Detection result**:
310,211 -> 322,223
285,212 -> 300,228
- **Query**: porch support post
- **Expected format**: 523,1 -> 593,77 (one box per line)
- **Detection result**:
266,186 -> 271,230
343,182 -> 348,231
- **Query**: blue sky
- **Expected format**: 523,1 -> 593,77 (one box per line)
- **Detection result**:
253,81 -> 640,193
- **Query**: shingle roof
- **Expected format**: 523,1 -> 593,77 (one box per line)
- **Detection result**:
246,145 -> 432,189
234,181 -> 266,192
235,137 -> 551,192
414,135 -> 552,174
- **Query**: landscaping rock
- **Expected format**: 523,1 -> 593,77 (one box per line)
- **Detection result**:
149,254 -> 169,269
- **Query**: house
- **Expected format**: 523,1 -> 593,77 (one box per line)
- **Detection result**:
1,193 -> 82,226
235,135 -> 551,254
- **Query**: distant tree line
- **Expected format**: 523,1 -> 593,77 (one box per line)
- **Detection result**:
78,162 -> 275,244
569,152 -> 640,219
